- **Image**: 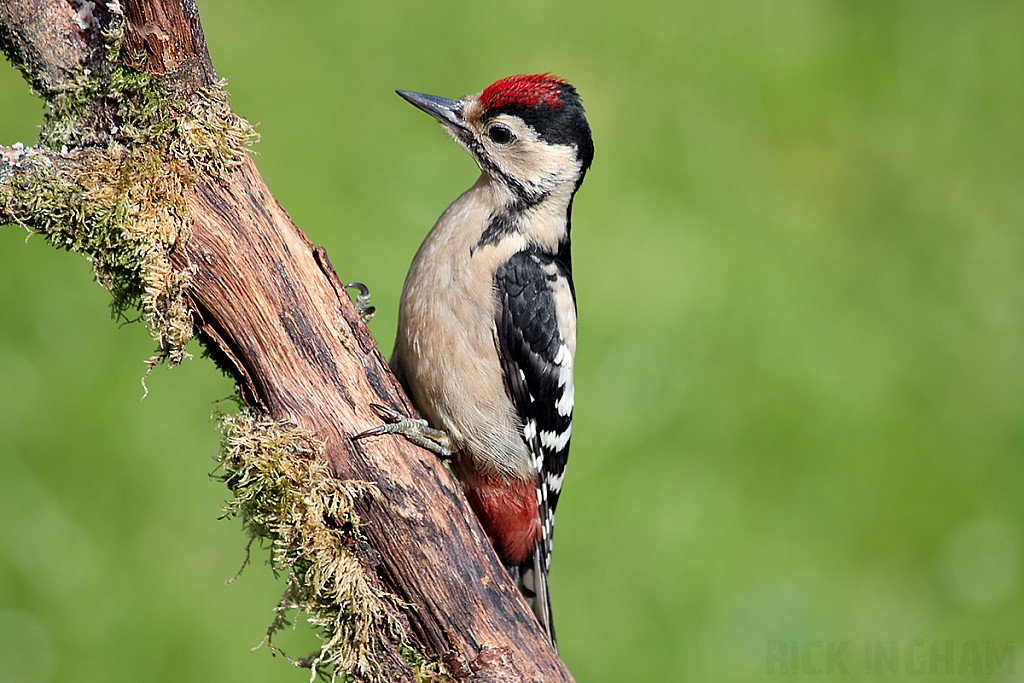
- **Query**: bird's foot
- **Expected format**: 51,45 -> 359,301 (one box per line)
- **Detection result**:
353,403 -> 452,459
345,282 -> 376,323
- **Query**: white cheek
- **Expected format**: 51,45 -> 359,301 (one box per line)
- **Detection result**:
497,140 -> 578,192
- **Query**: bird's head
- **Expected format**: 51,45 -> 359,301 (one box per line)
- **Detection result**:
398,74 -> 594,206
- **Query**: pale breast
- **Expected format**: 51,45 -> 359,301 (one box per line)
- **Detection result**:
392,178 -> 534,479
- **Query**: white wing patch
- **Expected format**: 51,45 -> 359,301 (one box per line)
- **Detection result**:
555,374 -> 574,416
539,424 -> 572,452
553,343 -> 575,417
523,418 -> 537,443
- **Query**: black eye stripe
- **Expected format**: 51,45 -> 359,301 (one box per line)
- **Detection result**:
488,124 -> 514,144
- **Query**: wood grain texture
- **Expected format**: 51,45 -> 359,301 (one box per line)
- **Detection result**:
122,0 -> 215,87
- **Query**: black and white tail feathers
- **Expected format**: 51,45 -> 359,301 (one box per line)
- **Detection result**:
507,539 -> 557,646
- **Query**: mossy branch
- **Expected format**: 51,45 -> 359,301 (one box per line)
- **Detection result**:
1,6 -> 255,368
1,1 -> 574,681
218,411 -> 418,682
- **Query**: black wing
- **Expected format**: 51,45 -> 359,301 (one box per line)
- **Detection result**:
494,247 -> 576,640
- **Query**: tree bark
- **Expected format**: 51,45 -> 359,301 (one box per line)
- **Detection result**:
0,1 -> 573,681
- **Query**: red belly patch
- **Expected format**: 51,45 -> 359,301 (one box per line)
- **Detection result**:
459,470 -> 540,566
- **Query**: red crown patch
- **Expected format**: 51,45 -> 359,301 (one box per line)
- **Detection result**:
480,74 -> 567,111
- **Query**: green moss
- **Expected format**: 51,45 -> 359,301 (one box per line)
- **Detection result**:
217,410 -> 416,683
398,644 -> 451,683
0,9 -> 256,368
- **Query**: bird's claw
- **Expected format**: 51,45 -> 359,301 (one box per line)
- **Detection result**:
354,403 -> 453,459
345,282 -> 376,323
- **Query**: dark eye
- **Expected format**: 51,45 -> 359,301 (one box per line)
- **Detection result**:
487,124 -> 514,144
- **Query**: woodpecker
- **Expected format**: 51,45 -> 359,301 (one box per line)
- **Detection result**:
357,74 -> 593,645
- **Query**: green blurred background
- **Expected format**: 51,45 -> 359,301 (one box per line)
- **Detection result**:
2,1 -> 1024,681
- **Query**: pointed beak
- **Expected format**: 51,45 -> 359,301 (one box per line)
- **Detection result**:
396,90 -> 468,132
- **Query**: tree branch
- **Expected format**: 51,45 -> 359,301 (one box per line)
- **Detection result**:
0,0 -> 99,94
0,1 -> 573,680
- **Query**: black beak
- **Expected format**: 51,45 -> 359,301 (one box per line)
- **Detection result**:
396,90 -> 468,131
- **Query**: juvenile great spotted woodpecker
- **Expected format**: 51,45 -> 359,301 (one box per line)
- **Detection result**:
356,74 -> 593,645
